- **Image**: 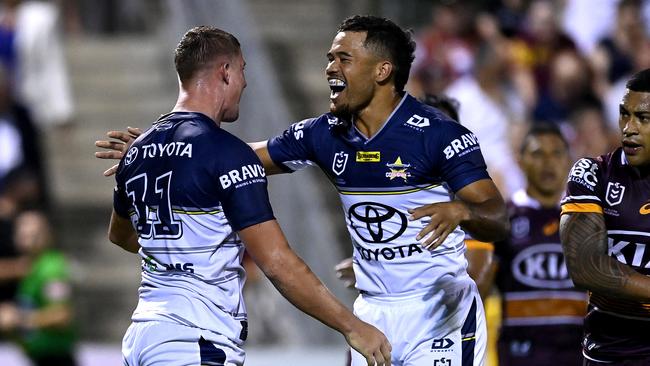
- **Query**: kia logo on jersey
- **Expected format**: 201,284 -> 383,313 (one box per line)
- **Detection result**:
511,243 -> 574,289
348,202 -> 408,243
332,151 -> 349,176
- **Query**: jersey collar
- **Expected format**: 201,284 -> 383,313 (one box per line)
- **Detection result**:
351,93 -> 412,144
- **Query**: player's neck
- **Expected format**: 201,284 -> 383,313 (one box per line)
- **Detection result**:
526,186 -> 561,208
354,90 -> 402,138
173,86 -> 223,126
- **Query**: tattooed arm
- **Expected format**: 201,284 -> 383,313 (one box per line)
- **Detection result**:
560,212 -> 650,301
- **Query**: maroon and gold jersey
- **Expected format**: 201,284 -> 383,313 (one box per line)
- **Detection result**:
562,148 -> 650,317
495,190 -> 586,365
562,147 -> 650,362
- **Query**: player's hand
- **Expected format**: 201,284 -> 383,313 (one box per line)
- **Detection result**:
345,319 -> 392,366
94,127 -> 143,176
408,201 -> 470,250
334,257 -> 356,289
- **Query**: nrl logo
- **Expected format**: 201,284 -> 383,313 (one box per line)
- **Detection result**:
605,182 -> 625,206
332,151 -> 349,176
385,157 -> 411,181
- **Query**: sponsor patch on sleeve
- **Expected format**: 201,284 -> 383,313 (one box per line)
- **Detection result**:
568,158 -> 599,191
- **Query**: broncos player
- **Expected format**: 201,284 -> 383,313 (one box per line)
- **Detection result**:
560,68 -> 650,364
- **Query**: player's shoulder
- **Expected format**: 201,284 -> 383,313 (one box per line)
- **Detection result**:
402,96 -> 474,140
568,148 -> 621,192
294,113 -> 341,132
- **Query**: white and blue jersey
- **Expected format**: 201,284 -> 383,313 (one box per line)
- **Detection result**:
268,94 -> 490,296
113,112 -> 274,344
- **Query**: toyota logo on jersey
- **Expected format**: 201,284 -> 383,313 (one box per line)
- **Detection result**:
348,202 -> 408,243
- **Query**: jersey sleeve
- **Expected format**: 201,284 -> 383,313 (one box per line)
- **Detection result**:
561,157 -> 604,215
435,121 -> 491,192
266,118 -> 319,173
113,163 -> 131,218
215,142 -> 275,232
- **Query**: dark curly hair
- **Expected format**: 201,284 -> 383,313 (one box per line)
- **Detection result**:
626,68 -> 650,92
337,15 -> 416,93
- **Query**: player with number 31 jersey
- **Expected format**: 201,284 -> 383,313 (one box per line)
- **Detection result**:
114,111 -> 274,345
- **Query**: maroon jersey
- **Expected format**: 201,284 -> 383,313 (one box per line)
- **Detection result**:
562,147 -> 650,362
495,190 -> 587,366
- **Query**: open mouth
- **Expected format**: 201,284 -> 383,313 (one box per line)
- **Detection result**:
622,140 -> 643,155
328,78 -> 346,100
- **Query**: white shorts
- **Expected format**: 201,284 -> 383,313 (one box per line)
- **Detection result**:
122,321 -> 245,366
351,279 -> 486,366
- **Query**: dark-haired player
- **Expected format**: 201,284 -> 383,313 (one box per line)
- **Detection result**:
560,68 -> 650,364
494,124 -> 587,365
257,16 -> 507,365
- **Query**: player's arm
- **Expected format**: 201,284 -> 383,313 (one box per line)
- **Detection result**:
95,130 -> 289,176
239,220 -> 391,366
454,179 -> 509,241
465,240 -> 497,300
247,140 -> 286,175
108,211 -> 140,253
560,212 -> 650,301
409,179 -> 509,249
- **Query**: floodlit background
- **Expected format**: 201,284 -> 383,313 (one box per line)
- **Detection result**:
0,0 -> 646,364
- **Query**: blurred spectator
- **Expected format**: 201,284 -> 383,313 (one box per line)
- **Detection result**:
0,0 -> 74,129
483,0 -> 528,39
590,0 -> 648,96
0,210 -> 76,366
533,50 -> 596,124
509,0 -> 577,96
408,1 -> 475,97
445,41 -> 526,198
561,0 -> 618,56
568,100 -> 617,160
604,37 -> 650,127
0,168 -> 38,311
0,64 -> 22,186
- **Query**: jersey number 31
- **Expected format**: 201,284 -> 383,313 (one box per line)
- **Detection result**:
125,171 -> 182,239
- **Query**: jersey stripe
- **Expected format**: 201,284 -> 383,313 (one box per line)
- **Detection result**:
465,239 -> 494,251
561,202 -> 603,214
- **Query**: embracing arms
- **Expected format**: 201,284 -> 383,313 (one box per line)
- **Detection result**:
96,130 -> 285,176
240,220 -> 391,366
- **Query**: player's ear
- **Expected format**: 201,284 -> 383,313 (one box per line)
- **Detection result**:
218,62 -> 231,85
376,61 -> 393,84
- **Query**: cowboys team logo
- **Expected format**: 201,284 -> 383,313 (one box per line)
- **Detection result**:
385,157 -> 411,181
124,147 -> 138,165
605,182 -> 625,206
332,151 -> 349,176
